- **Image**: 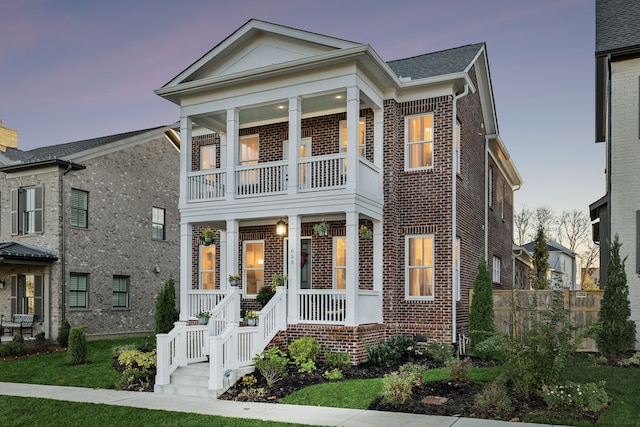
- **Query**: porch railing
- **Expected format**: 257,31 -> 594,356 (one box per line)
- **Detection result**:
298,154 -> 346,191
187,289 -> 227,319
297,289 -> 347,324
235,161 -> 288,197
187,170 -> 226,201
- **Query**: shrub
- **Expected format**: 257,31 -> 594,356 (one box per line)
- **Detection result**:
542,381 -> 609,413
322,368 -> 344,380
446,357 -> 471,383
365,335 -> 415,367
618,352 -> 640,367
381,367 -> 422,404
288,337 -> 320,373
115,368 -> 154,391
241,375 -> 257,387
474,379 -> 513,414
472,334 -> 504,362
154,276 -> 179,335
243,387 -> 266,399
256,285 -> 275,308
118,349 -> 157,370
0,343 -> 9,357
5,335 -> 25,356
324,350 -> 351,370
425,341 -> 452,363
595,235 -> 636,364
58,320 -> 71,347
253,347 -> 289,387
35,331 -> 46,344
68,327 -> 88,365
469,255 -> 494,349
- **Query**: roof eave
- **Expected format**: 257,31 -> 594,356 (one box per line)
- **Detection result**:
0,159 -> 86,174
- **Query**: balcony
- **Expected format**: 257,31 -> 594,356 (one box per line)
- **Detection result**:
186,154 -> 380,202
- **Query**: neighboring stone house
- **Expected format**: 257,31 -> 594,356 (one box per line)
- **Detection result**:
522,240 -> 582,290
153,20 -> 521,396
590,0 -> 640,346
0,127 -> 180,339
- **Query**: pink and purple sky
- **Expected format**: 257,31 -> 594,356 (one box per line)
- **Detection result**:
1,0 -> 600,215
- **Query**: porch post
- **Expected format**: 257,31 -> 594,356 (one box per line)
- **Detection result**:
226,219 -> 239,293
287,215 -> 300,324
288,97 -> 301,194
373,220 -> 384,323
225,108 -> 239,201
179,116 -> 191,208
346,86 -> 360,191
219,230 -> 228,290
345,211 -> 359,326
179,222 -> 192,320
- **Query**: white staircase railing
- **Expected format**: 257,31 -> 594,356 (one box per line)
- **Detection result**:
209,287 -> 287,391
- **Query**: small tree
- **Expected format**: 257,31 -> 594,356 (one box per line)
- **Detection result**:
57,320 -> 71,347
531,226 -> 550,289
469,255 -> 494,349
154,275 -> 179,335
68,326 -> 87,365
596,235 -> 636,363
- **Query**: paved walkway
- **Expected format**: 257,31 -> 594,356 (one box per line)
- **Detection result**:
0,382 -> 568,427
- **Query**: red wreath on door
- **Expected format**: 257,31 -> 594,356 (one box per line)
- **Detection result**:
300,251 -> 308,268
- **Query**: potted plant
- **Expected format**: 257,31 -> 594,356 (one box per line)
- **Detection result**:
228,274 -> 241,286
196,311 -> 211,325
256,285 -> 275,307
245,310 -> 258,326
359,225 -> 372,239
202,227 -> 214,246
313,221 -> 329,236
272,273 -> 288,287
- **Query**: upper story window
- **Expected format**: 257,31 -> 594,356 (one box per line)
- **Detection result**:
200,145 -> 216,169
239,135 -> 259,166
492,256 -> 501,283
11,186 -> 44,235
71,189 -> 88,228
243,240 -> 264,297
333,237 -> 346,290
340,118 -> 366,157
405,113 -> 434,170
152,207 -> 165,240
488,166 -> 494,208
406,235 -> 434,299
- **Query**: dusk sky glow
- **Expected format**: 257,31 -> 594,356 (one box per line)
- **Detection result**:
1,0 -> 600,215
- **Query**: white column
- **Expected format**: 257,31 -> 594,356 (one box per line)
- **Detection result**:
219,230 -> 228,290
226,109 -> 239,201
287,215 -> 300,324
226,219 -> 239,292
373,220 -> 384,323
288,97 -> 301,194
345,211 -> 359,326
179,222 -> 192,320
179,117 -> 192,206
346,86 -> 360,190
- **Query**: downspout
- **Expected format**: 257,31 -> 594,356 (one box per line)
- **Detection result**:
59,164 -> 73,334
451,83 -> 469,346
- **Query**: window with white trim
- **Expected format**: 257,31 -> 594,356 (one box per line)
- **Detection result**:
492,256 -> 501,283
405,113 -> 434,170
333,237 -> 346,289
406,235 -> 434,299
112,276 -> 129,308
243,240 -> 264,296
340,118 -> 366,157
488,166 -> 494,208
71,189 -> 88,228
200,145 -> 216,169
200,245 -> 216,290
239,135 -> 259,184
70,273 -> 88,309
11,186 -> 44,235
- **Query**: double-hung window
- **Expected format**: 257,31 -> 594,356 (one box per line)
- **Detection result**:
152,207 -> 165,240
243,241 -> 264,296
333,237 -> 347,289
492,256 -> 501,283
340,118 -> 366,157
71,189 -> 88,228
70,273 -> 88,309
406,114 -> 434,170
11,186 -> 44,235
200,145 -> 216,170
112,276 -> 129,308
200,245 -> 216,289
239,135 -> 259,184
406,235 -> 434,299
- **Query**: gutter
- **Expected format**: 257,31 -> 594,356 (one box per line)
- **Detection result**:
451,83 -> 470,346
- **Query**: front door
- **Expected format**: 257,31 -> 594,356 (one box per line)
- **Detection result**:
286,238 -> 311,289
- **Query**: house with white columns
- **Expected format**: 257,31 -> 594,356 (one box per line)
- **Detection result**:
154,19 -> 521,397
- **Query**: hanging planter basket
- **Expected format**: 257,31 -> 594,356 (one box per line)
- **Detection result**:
359,225 -> 373,239
314,221 -> 329,236
201,228 -> 215,246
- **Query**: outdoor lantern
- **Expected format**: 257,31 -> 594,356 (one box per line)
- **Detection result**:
275,218 -> 287,236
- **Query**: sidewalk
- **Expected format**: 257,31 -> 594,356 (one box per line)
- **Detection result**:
0,382 -> 567,427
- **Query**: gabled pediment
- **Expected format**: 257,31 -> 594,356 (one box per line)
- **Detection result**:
162,19 -> 361,89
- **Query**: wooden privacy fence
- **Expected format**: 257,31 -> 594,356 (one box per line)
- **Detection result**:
477,289 -> 603,352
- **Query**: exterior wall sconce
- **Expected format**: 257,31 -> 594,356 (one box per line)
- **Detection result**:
275,218 -> 287,236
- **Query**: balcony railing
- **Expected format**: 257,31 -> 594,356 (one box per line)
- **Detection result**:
235,161 -> 288,197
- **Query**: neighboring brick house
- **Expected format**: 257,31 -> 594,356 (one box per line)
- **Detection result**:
590,0 -> 640,347
154,20 -> 520,395
0,127 -> 180,339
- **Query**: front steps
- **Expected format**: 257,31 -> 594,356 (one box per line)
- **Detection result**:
154,362 -> 255,399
